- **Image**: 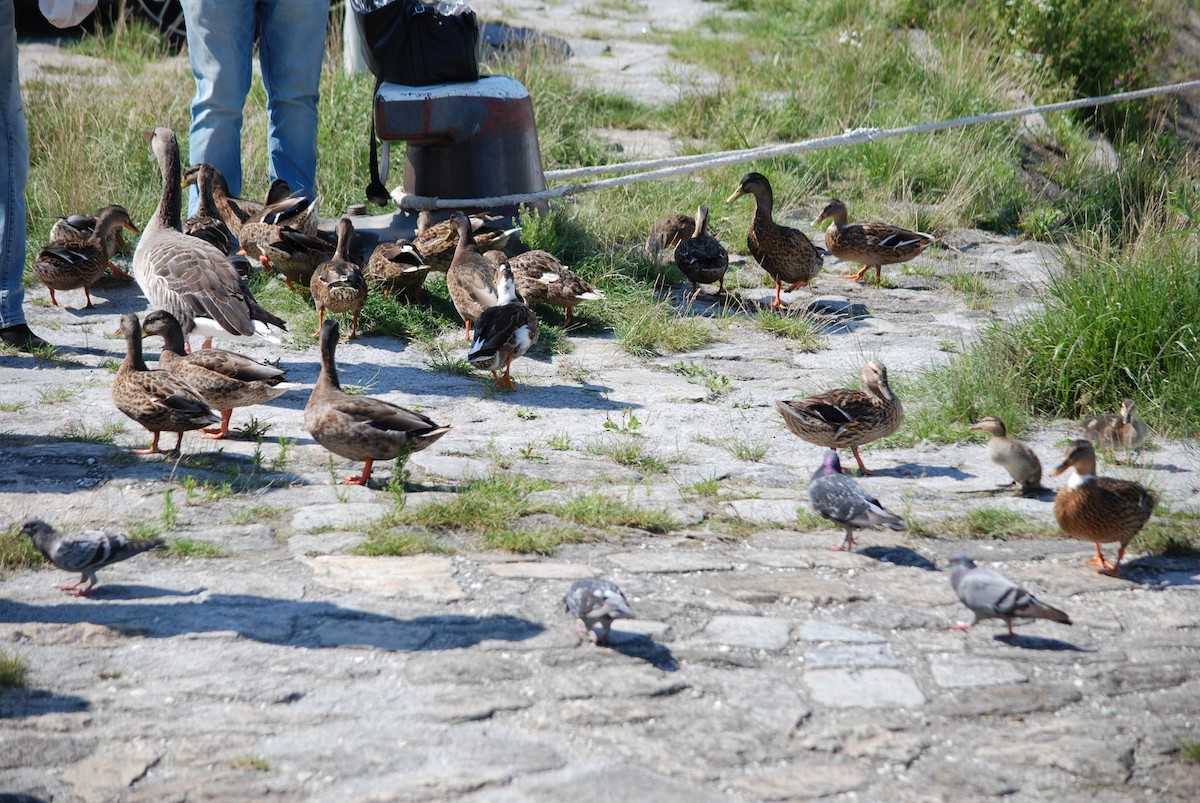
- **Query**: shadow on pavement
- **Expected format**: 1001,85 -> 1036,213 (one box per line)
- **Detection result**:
860,545 -> 939,571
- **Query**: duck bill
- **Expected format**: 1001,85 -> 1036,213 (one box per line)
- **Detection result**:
813,215 -> 830,227
125,222 -> 141,234
1051,461 -> 1071,476
966,423 -> 982,431
725,188 -> 746,204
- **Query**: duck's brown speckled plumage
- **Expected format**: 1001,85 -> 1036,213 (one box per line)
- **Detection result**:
727,173 -> 823,307
304,320 -> 451,485
415,212 -> 519,272
968,416 -> 1043,496
646,212 -> 695,262
1074,398 -> 1150,452
673,205 -> 729,296
183,163 -> 236,256
33,206 -> 138,308
141,310 -> 297,440
310,218 -> 368,339
484,249 -> 603,325
367,239 -> 430,301
815,198 -> 937,283
1053,439 -> 1156,577
182,164 -> 288,241
446,211 -> 502,339
49,204 -> 135,265
133,128 -> 286,349
775,361 -> 904,475
467,262 -> 539,390
111,313 -> 219,454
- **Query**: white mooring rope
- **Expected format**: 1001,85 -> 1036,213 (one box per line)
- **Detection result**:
390,79 -> 1200,213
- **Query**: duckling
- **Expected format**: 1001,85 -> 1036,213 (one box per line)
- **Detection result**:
674,205 -> 729,297
1052,439 -> 1157,577
646,212 -> 695,263
110,313 -> 219,454
1075,398 -> 1149,453
775,361 -> 904,475
446,211 -> 502,339
366,239 -> 430,302
33,206 -> 139,308
305,319 -> 451,485
484,249 -> 604,325
141,309 -> 299,440
310,218 -> 368,339
467,261 -> 539,390
726,172 -> 823,308
968,416 -> 1043,496
814,198 -> 937,283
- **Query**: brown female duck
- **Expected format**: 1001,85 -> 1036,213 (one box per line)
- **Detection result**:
305,319 -> 451,485
366,239 -> 430,301
33,206 -> 139,308
467,261 -> 539,390
484,249 -> 603,325
726,172 -> 823,308
673,205 -> 729,297
49,205 -> 135,277
310,218 -> 368,339
815,198 -> 937,283
111,313 -> 219,454
646,212 -> 696,263
446,211 -> 502,339
968,416 -> 1043,496
775,361 -> 904,475
183,163 -> 236,255
1074,398 -> 1149,453
183,164 -> 293,240
1053,439 -> 1156,577
141,309 -> 299,440
414,212 -> 520,273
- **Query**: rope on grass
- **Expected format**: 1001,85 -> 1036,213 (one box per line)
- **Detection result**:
391,78 -> 1200,212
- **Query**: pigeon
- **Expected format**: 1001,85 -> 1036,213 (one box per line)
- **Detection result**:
948,555 -> 1072,639
807,449 -> 906,551
563,578 -> 636,645
21,518 -> 165,596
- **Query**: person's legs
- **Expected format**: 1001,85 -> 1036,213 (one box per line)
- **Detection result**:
181,0 -> 257,212
257,0 -> 328,199
0,0 -> 47,351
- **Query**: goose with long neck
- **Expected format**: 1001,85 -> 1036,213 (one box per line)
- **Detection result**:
305,320 -> 451,485
110,313 -> 218,455
132,127 -> 286,351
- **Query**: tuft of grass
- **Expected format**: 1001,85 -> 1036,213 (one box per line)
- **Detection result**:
795,506 -> 826,530
753,311 -> 825,349
0,401 -> 27,412
590,437 -> 669,473
546,432 -> 572,451
549,492 -> 676,533
397,475 -> 549,533
36,387 -> 75,404
938,508 -> 1053,540
230,755 -> 271,772
691,477 -> 720,497
59,419 -> 126,445
0,524 -> 47,573
165,539 -> 225,559
127,521 -> 161,541
354,530 -> 452,557
482,526 -> 587,555
1131,510 -> 1200,557
0,651 -> 29,688
1179,741 -> 1200,765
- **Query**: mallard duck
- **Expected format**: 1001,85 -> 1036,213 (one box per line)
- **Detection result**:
49,205 -> 135,276
111,313 -> 219,454
1052,439 -> 1156,577
183,163 -> 236,255
467,261 -> 539,390
310,218 -> 368,339
241,225 -> 334,292
814,198 -> 937,283
673,205 -> 729,297
646,212 -> 695,263
134,128 -> 287,351
141,309 -> 299,440
808,449 -> 905,551
446,211 -> 502,339
1074,398 -> 1149,453
968,416 -> 1043,496
775,361 -> 904,475
33,206 -> 139,308
414,212 -> 520,272
305,319 -> 451,485
726,172 -> 823,308
366,239 -> 430,301
182,164 -> 291,240
484,249 -> 603,325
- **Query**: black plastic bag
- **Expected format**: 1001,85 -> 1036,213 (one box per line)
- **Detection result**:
351,0 -> 479,87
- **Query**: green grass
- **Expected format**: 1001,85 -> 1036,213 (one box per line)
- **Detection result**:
691,477 -> 721,497
395,475 -> 549,533
1180,741 -> 1200,765
230,755 -> 271,772
353,530 -> 452,557
938,508 -> 1054,540
753,310 -> 825,349
1131,509 -> 1200,557
165,539 -> 226,559
589,437 -> 669,473
0,524 -> 47,574
0,651 -> 29,688
548,492 -> 676,533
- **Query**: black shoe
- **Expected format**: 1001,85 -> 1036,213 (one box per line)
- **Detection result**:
0,323 -> 52,353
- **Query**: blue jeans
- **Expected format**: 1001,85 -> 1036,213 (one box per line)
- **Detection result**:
0,0 -> 29,328
181,0 -> 328,214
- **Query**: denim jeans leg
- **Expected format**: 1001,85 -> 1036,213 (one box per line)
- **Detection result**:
0,0 -> 30,328
257,0 -> 328,199
181,0 -> 257,214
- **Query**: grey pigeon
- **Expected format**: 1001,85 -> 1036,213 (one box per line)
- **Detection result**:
948,555 -> 1072,639
21,518 -> 165,596
563,578 -> 636,645
807,449 -> 906,551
